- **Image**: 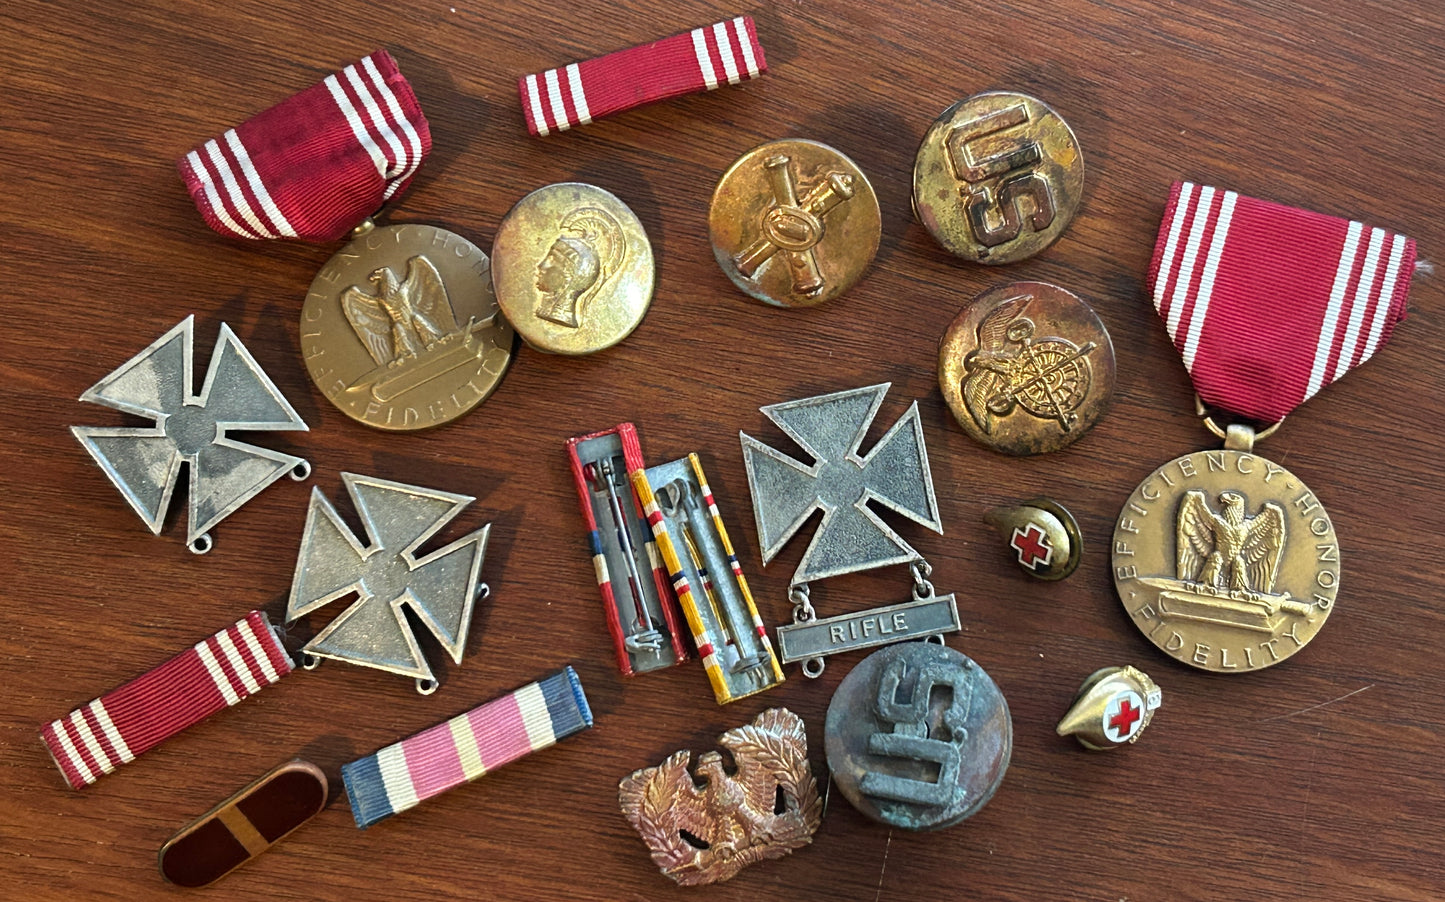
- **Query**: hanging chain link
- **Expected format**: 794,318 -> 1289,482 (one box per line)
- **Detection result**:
910,558 -> 935,600
789,583 -> 816,623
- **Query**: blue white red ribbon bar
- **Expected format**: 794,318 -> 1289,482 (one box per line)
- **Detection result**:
519,17 -> 766,136
41,611 -> 293,790
341,667 -> 594,828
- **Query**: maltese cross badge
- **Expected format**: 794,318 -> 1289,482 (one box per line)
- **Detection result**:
286,473 -> 490,693
740,383 -> 942,584
71,316 -> 309,554
740,384 -> 959,677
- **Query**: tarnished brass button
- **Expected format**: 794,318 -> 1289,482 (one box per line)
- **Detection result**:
824,642 -> 1011,831
939,281 -> 1114,455
709,139 -> 880,307
492,182 -> 654,355
913,92 -> 1083,264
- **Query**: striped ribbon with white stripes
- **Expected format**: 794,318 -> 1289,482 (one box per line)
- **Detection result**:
41,611 -> 293,790
519,17 -> 766,136
1148,181 -> 1416,424
179,50 -> 430,243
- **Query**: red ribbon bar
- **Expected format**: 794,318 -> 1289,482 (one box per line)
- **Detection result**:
41,611 -> 293,790
1148,181 -> 1416,424
519,16 -> 766,136
179,50 -> 431,243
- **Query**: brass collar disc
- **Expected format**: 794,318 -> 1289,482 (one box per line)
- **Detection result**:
913,91 -> 1084,264
709,138 -> 881,308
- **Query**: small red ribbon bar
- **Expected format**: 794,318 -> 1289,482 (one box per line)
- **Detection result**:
519,16 -> 766,136
42,611 -> 293,790
1148,181 -> 1416,424
179,50 -> 431,243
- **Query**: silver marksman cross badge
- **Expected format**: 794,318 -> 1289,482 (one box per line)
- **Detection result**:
71,316 -> 310,554
286,473 -> 491,694
740,384 -> 960,677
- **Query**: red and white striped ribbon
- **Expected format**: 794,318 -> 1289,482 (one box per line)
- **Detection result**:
179,50 -> 431,243
519,16 -> 766,136
41,611 -> 293,790
1148,181 -> 1416,424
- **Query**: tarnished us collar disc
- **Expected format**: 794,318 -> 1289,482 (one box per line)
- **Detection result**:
913,92 -> 1083,264
825,642 -> 1011,831
710,138 -> 881,308
940,281 -> 1114,455
301,223 -> 515,431
1114,449 -> 1338,672
492,182 -> 654,355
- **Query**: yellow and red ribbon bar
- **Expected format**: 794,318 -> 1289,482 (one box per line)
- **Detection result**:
519,16 -> 766,136
179,50 -> 431,242
41,611 -> 293,790
1148,182 -> 1416,424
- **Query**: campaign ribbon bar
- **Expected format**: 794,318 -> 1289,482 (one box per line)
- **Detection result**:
519,16 -> 766,136
41,611 -> 294,790
341,667 -> 594,828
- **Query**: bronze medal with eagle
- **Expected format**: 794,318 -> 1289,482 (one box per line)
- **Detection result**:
300,222 -> 516,431
1112,446 -> 1338,673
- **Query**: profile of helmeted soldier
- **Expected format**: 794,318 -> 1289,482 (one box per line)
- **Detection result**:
534,206 -> 627,328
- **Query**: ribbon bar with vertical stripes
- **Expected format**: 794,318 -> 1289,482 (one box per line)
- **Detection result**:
341,667 -> 593,828
42,611 -> 293,790
519,16 -> 766,136
1149,181 -> 1416,424
179,50 -> 431,243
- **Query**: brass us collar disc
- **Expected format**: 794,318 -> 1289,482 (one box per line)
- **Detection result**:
1113,450 -> 1339,673
709,138 -> 881,308
939,281 -> 1114,455
492,182 -> 655,355
913,92 -> 1083,264
301,223 -> 515,431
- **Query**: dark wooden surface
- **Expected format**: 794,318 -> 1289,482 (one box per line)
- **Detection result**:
3,1 -> 1442,899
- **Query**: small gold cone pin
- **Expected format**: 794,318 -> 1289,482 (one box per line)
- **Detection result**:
1056,665 -> 1161,750
983,498 -> 1081,580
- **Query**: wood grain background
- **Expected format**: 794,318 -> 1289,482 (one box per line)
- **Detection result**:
3,1 -> 1442,899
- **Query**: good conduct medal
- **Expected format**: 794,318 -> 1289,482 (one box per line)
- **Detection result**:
179,50 -> 515,431
1116,182 -> 1416,672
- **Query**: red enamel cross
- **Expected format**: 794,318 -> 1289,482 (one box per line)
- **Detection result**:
1109,696 -> 1142,736
1011,524 -> 1052,568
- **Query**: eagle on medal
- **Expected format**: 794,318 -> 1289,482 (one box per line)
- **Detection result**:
961,293 -> 1033,434
1177,490 -> 1285,595
343,256 -> 459,365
